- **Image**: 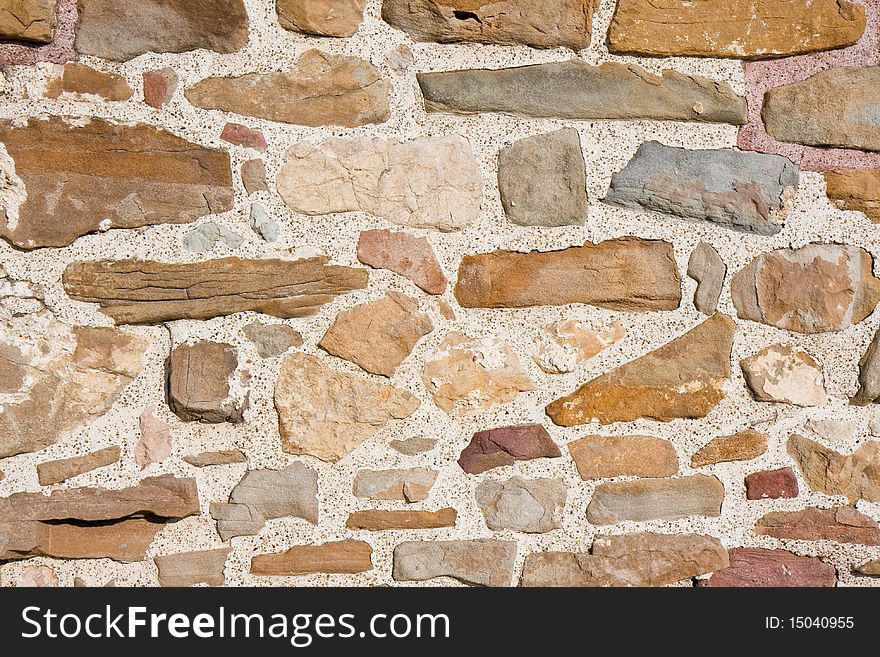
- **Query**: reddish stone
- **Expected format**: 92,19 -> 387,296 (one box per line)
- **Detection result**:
698,548 -> 836,587
220,122 -> 268,152
143,67 -> 178,108
755,506 -> 880,545
0,0 -> 76,65
357,229 -> 447,295
458,424 -> 561,475
745,467 -> 799,500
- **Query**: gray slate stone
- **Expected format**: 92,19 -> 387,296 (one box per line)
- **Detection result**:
586,474 -> 725,524
242,321 -> 303,358
182,222 -> 244,253
392,539 -> 517,586
687,242 -> 727,314
604,141 -> 800,235
476,476 -> 567,533
249,203 -> 279,242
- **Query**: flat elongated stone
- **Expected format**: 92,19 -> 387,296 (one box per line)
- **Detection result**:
824,170 -> 880,222
251,540 -> 373,576
63,256 -> 368,324
220,123 -> 267,152
418,60 -> 747,124
352,468 -> 438,502
688,242 -> 726,314
277,0 -> 365,37
168,341 -> 246,424
856,560 -> 880,576
521,533 -> 728,587
547,313 -> 735,426
45,63 -> 132,101
357,229 -> 448,295
393,540 -> 517,586
382,0 -> 593,50
691,429 -> 768,467
763,67 -> 880,152
0,117 -> 233,250
533,320 -> 626,375
608,0 -> 865,59
346,508 -> 457,531
0,0 -> 55,44
569,435 -> 678,480
476,476 -> 567,533
587,474 -> 725,524
605,142 -> 799,235
698,548 -> 836,587
741,345 -> 827,406
731,244 -> 880,334
186,50 -> 390,128
755,506 -> 880,545
183,449 -> 246,467
75,0 -> 249,61
788,434 -> 880,503
154,548 -> 231,587
455,238 -> 681,311
745,467 -> 799,500
389,436 -> 437,456
36,445 -> 121,486
458,424 -> 561,474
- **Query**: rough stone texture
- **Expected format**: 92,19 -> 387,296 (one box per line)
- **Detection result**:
135,407 -> 172,469
422,332 -> 534,414
18,565 -> 58,587
547,313 -> 735,426
731,244 -> 880,334
0,0 -> 56,43
249,203 -> 278,242
856,560 -> 880,576
608,0 -> 865,59
241,159 -> 268,195
251,540 -> 373,576
454,238 -> 681,311
569,435 -> 678,480
242,321 -> 303,358
167,341 -> 246,424
277,134 -> 482,231
787,434 -> 880,503
45,63 -> 133,101
389,436 -> 437,456
75,0 -> 250,61
475,476 -> 566,533
352,468 -> 438,502
275,352 -> 420,462
63,256 -> 369,324
687,242 -> 726,314
382,0 -> 593,50
392,539 -> 517,586
182,449 -> 247,467
521,533 -> 729,587
186,50 -> 390,128
357,229 -> 448,295
0,0 -> 74,65
824,169 -> 880,222
741,344 -> 827,406
346,508 -> 456,531
277,0 -> 365,37
319,292 -> 433,376
755,506 -> 880,545
586,474 -> 725,525
533,320 -> 626,375
458,424 -> 561,474
154,548 -> 231,587
497,128 -> 588,228
745,467 -> 799,500
181,222 -> 244,253
691,429 -> 768,467
142,67 -> 178,108
697,548 -> 837,587
0,117 -> 234,250
209,503 -> 266,542
220,122 -> 267,152
605,141 -> 799,235
807,418 -> 857,443
418,60 -> 748,124
853,325 -> 880,404
36,445 -> 120,486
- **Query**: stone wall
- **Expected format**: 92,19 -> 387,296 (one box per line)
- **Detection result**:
1,0 -> 879,587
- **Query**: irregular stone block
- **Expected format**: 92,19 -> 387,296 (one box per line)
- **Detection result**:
392,539 -> 517,586
142,67 -> 178,108
241,158 -> 268,194
691,429 -> 768,467
220,122 -> 267,151
476,476 -> 566,533
745,467 -> 799,500
856,560 -> 880,576
755,506 -> 880,545
242,321 -> 303,359
687,242 -> 726,314
277,0 -> 366,37
389,436 -> 437,456
824,169 -> 880,222
45,63 -> 132,101
154,548 -> 231,587
788,434 -> 880,503
167,342 -> 246,424
251,540 -> 373,576
0,0 -> 55,43
352,468 -> 438,502
135,407 -> 172,469
357,229 -> 448,295
36,445 -> 121,486
852,325 -> 880,405
697,548 -> 836,587
741,344 -> 827,406
533,319 -> 626,375
587,474 -> 725,524
458,424 -> 561,475
569,435 -> 678,480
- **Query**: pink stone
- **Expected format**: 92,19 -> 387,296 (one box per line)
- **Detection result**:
0,0 -> 76,65
357,229 -> 447,295
698,548 -> 836,587
143,67 -> 178,108
745,467 -> 799,500
220,122 -> 268,152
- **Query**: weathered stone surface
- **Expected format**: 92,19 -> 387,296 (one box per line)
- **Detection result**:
569,435 -> 678,480
277,134 -> 482,231
745,467 -> 799,500
755,506 -> 880,545
382,0 -> 593,50
241,158 -> 268,195
476,476 -> 566,533
0,0 -> 55,44
249,203 -> 278,242
606,141 -> 799,235
418,60 -> 748,124
346,508 -> 456,531
181,222 -> 243,253
155,548 -> 231,587
422,332 -> 533,414
688,242 -> 726,315
353,468 -> 437,503
853,325 -> 880,405
277,0 -> 365,37
788,434 -> 880,503
143,67 -> 178,108
0,117 -> 234,250
697,548 -> 836,587
389,436 -> 437,456
19,565 -> 58,587
75,0 -> 249,61
393,539 -> 517,586
455,238 -> 681,311
136,407 -> 172,469
806,418 -> 857,443
521,532 -> 728,587
209,503 -> 265,542
731,244 -> 880,334
251,540 -> 373,576
186,50 -> 389,128
220,122 -> 267,152
275,352 -> 420,462
608,0 -> 865,59
587,474 -> 725,524
498,128 -> 588,227
167,342 -> 246,424
459,424 -> 561,474
183,449 -> 246,467
319,292 -> 433,377
357,229 -> 448,295
243,321 -> 303,359
45,63 -> 132,101
691,429 -> 768,467
533,320 -> 626,375
36,445 -> 120,486
547,313 -> 734,426
0,518 -> 162,562
763,67 -> 880,152
824,169 -> 880,222
741,344 -> 827,406
856,560 -> 880,576
63,256 -> 368,324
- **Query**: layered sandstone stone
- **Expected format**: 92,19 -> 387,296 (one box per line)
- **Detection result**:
167,342 -> 246,424
687,242 -> 726,314
755,506 -> 880,545
745,467 -> 799,500
697,548 -> 836,587
458,424 -> 561,474
36,446 -> 121,486
587,475 -> 725,524
824,170 -> 880,222
741,345 -> 827,406
393,539 -> 517,586
533,320 -> 626,375
569,435 -> 678,480
154,548 -> 231,587
277,0 -> 366,37
352,468 -> 438,502
45,63 -> 133,101
357,229 -> 448,295
251,540 -> 373,576
142,67 -> 178,108
182,449 -> 246,467
788,434 -> 880,503
691,430 -> 768,467
0,0 -> 55,44
476,476 -> 567,533
346,508 -> 456,531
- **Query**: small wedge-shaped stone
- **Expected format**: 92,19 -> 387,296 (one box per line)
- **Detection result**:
352,468 -> 438,502
37,446 -> 121,486
458,424 -> 561,474
251,540 -> 373,576
455,238 -> 681,311
521,532 -> 728,587
63,256 -> 368,325
45,63 -> 133,101
0,117 -> 233,250
186,50 -> 390,128
357,229 -> 448,295
608,0 -> 865,59
755,506 -> 880,545
731,244 -> 880,334
697,548 -> 836,587
587,474 -> 725,524
418,60 -> 747,124
277,0 -> 366,37
182,449 -> 247,467
824,170 -> 880,222
569,435 -> 678,480
0,0 -> 55,43
393,539 -> 517,586
275,353 -> 420,462
605,142 -> 799,235
691,429 -> 768,467
154,548 -> 231,587
547,313 -> 734,426
346,508 -> 456,531
741,344 -> 828,406
167,341 -> 247,423
856,560 -> 880,576
382,0 -> 593,50
476,476 -> 567,533
788,434 -> 880,503
853,326 -> 880,405
277,135 -> 482,231
763,67 -> 880,152
688,242 -> 726,314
